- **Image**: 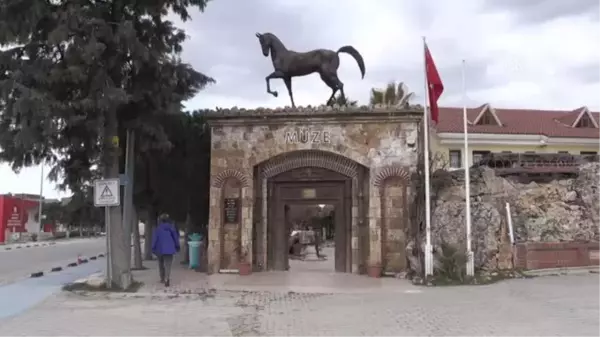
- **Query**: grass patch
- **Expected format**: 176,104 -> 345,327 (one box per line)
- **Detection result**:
63,280 -> 144,293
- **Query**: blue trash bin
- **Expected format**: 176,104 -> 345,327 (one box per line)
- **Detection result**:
188,233 -> 203,270
188,241 -> 202,269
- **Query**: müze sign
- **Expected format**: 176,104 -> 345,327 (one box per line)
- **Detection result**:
284,129 -> 331,144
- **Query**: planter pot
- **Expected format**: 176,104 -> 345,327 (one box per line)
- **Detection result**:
367,265 -> 382,278
238,262 -> 252,276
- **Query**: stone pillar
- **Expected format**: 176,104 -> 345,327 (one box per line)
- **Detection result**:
367,182 -> 383,278
207,186 -> 222,274
261,178 -> 268,269
351,177 -> 360,274
240,185 -> 254,266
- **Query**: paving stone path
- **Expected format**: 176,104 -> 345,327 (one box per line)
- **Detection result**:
0,273 -> 597,336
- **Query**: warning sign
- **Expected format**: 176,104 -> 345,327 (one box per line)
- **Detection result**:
93,178 -> 120,207
101,185 -> 113,198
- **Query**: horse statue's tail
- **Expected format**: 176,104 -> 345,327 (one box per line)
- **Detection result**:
337,46 -> 366,79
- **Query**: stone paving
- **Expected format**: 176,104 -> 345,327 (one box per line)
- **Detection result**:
0,273 -> 598,336
130,247 -> 417,295
1,245 -> 598,336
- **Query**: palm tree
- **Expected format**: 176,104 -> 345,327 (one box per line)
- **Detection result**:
369,81 -> 415,108
330,93 -> 358,107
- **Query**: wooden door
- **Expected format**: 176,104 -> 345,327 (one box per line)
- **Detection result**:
333,201 -> 346,272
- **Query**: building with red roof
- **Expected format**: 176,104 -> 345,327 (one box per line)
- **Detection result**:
431,104 -> 600,169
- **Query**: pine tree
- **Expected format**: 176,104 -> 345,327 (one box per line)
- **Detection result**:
0,0 -> 214,288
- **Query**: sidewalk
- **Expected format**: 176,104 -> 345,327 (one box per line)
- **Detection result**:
126,247 -> 418,296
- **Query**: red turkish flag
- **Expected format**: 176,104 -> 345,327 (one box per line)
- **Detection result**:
425,43 -> 444,124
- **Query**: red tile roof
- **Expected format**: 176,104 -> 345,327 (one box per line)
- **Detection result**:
436,106 -> 600,139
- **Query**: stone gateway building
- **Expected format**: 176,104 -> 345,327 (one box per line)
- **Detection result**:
205,107 -> 423,277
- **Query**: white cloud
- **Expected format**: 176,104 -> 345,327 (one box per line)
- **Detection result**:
2,0 -> 599,198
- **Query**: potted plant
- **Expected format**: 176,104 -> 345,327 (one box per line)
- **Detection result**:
367,264 -> 382,278
238,247 -> 252,276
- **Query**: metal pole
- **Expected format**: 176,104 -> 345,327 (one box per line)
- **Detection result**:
506,202 -> 516,268
123,129 -> 135,267
462,60 -> 474,277
506,203 -> 514,245
422,37 -> 433,276
38,164 -> 44,233
105,206 -> 112,288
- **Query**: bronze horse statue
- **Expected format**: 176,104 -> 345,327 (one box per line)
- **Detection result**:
256,32 -> 366,107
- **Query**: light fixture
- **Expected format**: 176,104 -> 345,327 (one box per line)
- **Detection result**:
318,204 -> 325,209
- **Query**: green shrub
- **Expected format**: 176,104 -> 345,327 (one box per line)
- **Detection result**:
434,241 -> 467,283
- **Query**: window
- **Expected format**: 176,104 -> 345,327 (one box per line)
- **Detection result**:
472,151 -> 491,164
501,151 -> 512,153
449,150 -> 461,168
576,114 -> 595,128
581,151 -> 597,155
525,151 -> 535,154
557,151 -> 569,154
478,112 -> 495,125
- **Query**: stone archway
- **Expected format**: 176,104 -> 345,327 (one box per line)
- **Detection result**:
252,150 -> 370,274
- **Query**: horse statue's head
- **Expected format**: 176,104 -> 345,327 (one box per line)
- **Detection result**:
255,32 -> 271,57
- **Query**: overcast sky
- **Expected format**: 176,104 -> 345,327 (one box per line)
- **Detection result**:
1,0 -> 598,199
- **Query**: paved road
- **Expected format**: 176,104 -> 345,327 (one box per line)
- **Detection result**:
0,273 -> 597,336
0,259 -> 104,320
0,238 -> 106,285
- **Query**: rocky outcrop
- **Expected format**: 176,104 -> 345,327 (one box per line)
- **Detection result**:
422,163 -> 599,271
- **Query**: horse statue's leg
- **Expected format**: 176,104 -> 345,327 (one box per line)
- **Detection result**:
265,71 -> 284,98
320,72 -> 344,106
283,77 -> 296,108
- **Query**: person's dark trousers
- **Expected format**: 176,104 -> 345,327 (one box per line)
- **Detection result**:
314,234 -> 321,258
158,254 -> 174,286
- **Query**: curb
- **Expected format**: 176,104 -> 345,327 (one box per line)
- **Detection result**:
26,243 -> 134,281
3,242 -> 57,251
523,265 -> 599,277
28,253 -> 105,280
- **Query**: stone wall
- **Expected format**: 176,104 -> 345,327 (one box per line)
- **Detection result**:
206,107 -> 422,274
423,162 -> 599,272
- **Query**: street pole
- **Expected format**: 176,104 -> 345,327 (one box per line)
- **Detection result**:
462,60 -> 475,277
105,206 -> 112,288
38,164 -> 44,233
122,129 -> 135,269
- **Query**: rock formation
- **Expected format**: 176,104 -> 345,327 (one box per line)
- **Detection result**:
408,162 -> 599,274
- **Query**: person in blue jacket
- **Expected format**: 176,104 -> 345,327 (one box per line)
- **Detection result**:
152,213 -> 180,287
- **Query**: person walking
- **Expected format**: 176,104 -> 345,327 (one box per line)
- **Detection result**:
152,213 -> 180,287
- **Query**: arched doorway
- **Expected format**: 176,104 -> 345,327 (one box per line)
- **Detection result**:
252,150 -> 370,273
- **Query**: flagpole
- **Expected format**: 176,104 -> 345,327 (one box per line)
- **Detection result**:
462,60 -> 475,276
422,37 -> 433,276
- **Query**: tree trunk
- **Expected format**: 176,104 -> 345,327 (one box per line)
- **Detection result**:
182,211 -> 191,264
144,206 -> 156,260
132,206 -> 144,269
104,108 -> 131,289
